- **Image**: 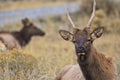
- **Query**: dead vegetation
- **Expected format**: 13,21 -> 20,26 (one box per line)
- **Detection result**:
0,0 -> 120,80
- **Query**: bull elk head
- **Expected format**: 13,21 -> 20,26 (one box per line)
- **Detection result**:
59,0 -> 104,61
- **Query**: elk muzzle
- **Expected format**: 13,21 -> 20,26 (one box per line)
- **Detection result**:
76,47 -> 85,54
40,31 -> 45,36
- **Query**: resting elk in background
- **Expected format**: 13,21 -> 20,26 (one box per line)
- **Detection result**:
0,18 -> 45,49
55,64 -> 85,80
56,0 -> 118,80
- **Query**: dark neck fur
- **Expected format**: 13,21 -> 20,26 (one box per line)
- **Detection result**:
77,46 -> 115,80
77,46 -> 97,80
11,30 -> 32,47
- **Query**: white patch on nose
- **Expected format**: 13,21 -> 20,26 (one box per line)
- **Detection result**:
78,53 -> 85,56
78,53 -> 86,61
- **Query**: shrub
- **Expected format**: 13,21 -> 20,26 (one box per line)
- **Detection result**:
0,49 -> 39,80
81,0 -> 120,16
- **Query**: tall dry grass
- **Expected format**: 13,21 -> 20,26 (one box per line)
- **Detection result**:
0,49 -> 39,80
0,1 -> 120,79
0,12 -> 120,79
80,0 -> 120,16
0,1 -> 80,11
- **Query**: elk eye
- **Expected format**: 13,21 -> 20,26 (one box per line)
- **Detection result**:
87,39 -> 91,42
72,40 -> 76,43
73,41 -> 75,43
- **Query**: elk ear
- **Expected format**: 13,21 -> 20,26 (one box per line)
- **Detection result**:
22,18 -> 30,26
90,27 -> 104,40
59,30 -> 74,41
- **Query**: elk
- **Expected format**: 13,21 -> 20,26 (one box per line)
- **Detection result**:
0,18 -> 45,49
55,64 -> 85,80
0,40 -> 7,52
57,0 -> 118,80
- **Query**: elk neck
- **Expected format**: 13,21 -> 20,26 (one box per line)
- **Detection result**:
77,45 -> 115,80
77,45 -> 97,80
12,29 -> 32,47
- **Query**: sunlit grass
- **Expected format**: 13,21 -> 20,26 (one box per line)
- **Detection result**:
0,1 -> 80,11
0,49 -> 39,80
0,13 -> 120,79
23,16 -> 120,79
0,0 -> 120,79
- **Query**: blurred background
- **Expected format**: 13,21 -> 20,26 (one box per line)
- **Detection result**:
0,0 -> 120,80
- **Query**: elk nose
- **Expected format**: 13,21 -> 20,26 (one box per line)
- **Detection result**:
77,47 -> 85,53
42,32 -> 45,36
41,32 -> 45,36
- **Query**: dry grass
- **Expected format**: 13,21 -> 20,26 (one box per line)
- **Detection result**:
1,14 -> 118,79
30,17 -> 120,79
0,1 -> 80,11
0,9 -> 120,80
0,49 -> 39,80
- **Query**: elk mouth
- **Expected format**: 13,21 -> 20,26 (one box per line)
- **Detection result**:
35,32 -> 45,36
40,32 -> 45,36
78,53 -> 86,61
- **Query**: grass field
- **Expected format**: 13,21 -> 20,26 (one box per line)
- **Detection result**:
0,0 -> 120,79
26,16 -> 120,79
0,13 -> 120,79
0,1 -> 80,11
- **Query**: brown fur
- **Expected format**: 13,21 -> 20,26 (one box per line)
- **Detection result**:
0,18 -> 45,49
73,28 -> 118,80
78,46 -> 117,80
58,0 -> 118,79
55,64 -> 85,80
58,27 -> 118,80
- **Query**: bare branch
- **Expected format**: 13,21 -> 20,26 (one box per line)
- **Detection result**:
86,0 -> 96,28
